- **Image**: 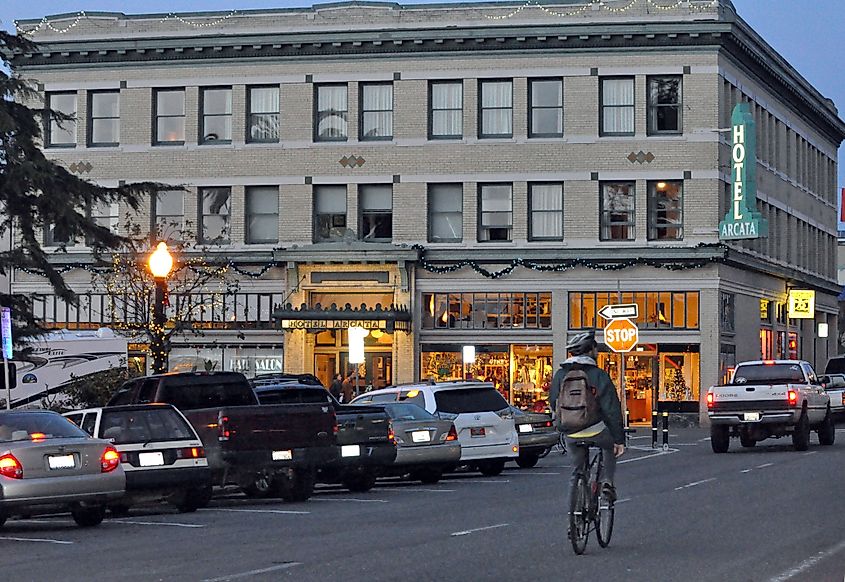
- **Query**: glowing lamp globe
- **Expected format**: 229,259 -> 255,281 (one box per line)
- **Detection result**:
148,242 -> 174,279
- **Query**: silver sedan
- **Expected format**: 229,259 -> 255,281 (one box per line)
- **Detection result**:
0,410 -> 126,528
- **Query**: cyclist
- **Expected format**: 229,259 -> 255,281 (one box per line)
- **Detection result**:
550,330 -> 625,503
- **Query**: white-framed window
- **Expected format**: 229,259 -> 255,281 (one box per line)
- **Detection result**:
529,183 -> 564,241
152,190 -> 184,242
647,76 -> 682,134
479,80 -> 513,138
428,184 -> 463,243
601,77 -> 635,136
647,180 -> 683,240
600,182 -> 635,241
92,201 -> 120,234
359,185 -> 392,241
429,81 -> 463,139
529,78 -> 563,138
314,185 -> 347,242
247,86 -> 280,143
201,87 -> 232,144
199,187 -> 231,244
46,92 -> 77,147
360,83 -> 393,140
154,89 -> 185,145
245,186 -> 279,244
315,84 -> 348,141
478,183 -> 512,242
88,91 -> 119,146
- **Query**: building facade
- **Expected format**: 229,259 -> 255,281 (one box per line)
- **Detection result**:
13,0 -> 845,421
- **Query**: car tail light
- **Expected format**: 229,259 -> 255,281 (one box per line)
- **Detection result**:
446,424 -> 458,441
29,432 -> 46,442
218,412 -> 231,442
0,453 -> 23,479
706,392 -> 714,408
387,421 -> 395,444
544,420 -> 552,428
101,446 -> 120,473
330,411 -> 339,435
177,447 -> 205,459
788,390 -> 798,407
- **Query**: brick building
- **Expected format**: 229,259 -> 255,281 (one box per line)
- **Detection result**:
13,0 -> 845,420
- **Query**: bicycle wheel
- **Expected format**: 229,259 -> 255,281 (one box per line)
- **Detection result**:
568,474 -> 589,555
595,494 -> 615,548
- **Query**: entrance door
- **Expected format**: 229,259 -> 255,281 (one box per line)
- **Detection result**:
339,352 -> 393,390
624,354 -> 656,424
314,353 -> 337,389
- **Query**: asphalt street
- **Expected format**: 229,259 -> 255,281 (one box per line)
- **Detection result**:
4,427 -> 845,582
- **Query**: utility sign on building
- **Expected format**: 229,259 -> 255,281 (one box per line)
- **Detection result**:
719,103 -> 769,240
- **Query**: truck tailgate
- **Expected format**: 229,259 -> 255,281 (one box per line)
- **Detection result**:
335,404 -> 392,446
709,384 -> 792,411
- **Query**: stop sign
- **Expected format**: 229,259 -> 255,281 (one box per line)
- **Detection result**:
603,318 -> 638,353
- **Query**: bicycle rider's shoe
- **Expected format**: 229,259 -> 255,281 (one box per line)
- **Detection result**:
601,482 -> 617,504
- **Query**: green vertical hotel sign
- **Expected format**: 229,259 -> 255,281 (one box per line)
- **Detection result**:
719,103 -> 768,240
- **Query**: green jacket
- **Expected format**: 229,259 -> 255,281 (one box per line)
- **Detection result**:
550,356 -> 625,445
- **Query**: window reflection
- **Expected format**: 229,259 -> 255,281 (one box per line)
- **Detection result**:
422,292 -> 551,330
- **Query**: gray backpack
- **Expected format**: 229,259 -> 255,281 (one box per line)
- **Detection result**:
555,368 -> 600,432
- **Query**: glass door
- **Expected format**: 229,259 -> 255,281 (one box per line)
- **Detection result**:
314,353 -> 337,389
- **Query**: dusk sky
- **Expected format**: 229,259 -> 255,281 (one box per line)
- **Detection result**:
3,0 -> 843,190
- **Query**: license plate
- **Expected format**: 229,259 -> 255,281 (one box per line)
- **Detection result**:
411,431 -> 430,443
138,452 -> 165,467
743,412 -> 761,422
518,424 -> 533,433
47,454 -> 75,470
470,427 -> 486,437
341,444 -> 361,457
272,450 -> 293,461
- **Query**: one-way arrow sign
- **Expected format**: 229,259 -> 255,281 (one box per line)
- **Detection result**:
598,303 -> 639,320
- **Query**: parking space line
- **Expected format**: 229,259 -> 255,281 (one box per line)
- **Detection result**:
768,538 -> 845,582
756,463 -> 774,469
0,536 -> 73,545
618,449 -> 677,464
379,488 -> 455,493
442,479 -> 511,484
202,562 -> 302,582
201,508 -> 310,515
527,472 -> 561,476
451,523 -> 509,537
110,519 -> 204,528
311,498 -> 389,503
674,477 -> 716,491
615,498 -> 632,504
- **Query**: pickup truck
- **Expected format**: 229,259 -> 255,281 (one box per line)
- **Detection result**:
107,372 -> 338,501
819,374 -> 845,419
253,383 -> 397,492
706,360 -> 834,453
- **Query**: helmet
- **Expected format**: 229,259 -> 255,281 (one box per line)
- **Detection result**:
566,331 -> 597,356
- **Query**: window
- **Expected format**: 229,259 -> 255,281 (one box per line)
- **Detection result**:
247,86 -> 280,143
529,79 -> 563,137
199,187 -> 231,244
152,190 -> 184,241
647,180 -> 683,240
245,186 -> 279,244
360,83 -> 393,140
479,80 -> 512,138
46,92 -> 77,147
568,291 -> 700,330
359,185 -> 392,241
600,182 -> 635,241
422,292 -> 552,330
529,183 -> 563,241
44,222 -> 72,246
478,184 -> 512,242
429,81 -> 463,139
315,84 -> 348,141
600,77 -> 634,135
200,87 -> 232,144
720,292 -> 735,334
428,184 -> 463,243
88,91 -> 119,146
314,185 -> 347,242
647,76 -> 682,134
154,89 -> 185,144
92,201 -> 119,234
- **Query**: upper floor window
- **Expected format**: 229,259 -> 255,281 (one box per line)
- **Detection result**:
46,92 -> 77,147
92,201 -> 119,234
200,88 -> 232,144
428,184 -> 463,243
529,183 -> 564,241
529,79 -> 563,138
314,185 -> 347,242
152,190 -> 184,242
600,182 -> 635,241
88,91 -> 119,146
479,80 -> 512,138
247,86 -> 280,143
569,291 -> 699,330
315,84 -> 348,142
359,185 -> 392,241
199,187 -> 231,244
44,222 -> 72,246
429,81 -> 462,139
601,77 -> 634,136
422,292 -> 552,330
154,89 -> 185,145
245,186 -> 279,244
647,180 -> 683,240
647,76 -> 682,134
478,183 -> 512,242
360,83 -> 393,141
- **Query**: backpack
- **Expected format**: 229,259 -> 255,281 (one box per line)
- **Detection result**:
555,367 -> 601,432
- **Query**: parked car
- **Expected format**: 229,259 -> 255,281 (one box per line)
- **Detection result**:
352,402 -> 460,484
0,410 -> 125,528
253,382 -> 396,492
350,381 -> 519,476
107,372 -> 337,502
64,404 -> 212,513
250,373 -> 323,388
819,374 -> 845,418
510,406 -> 557,468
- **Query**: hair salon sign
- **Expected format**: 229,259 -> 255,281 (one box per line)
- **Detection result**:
719,103 -> 768,240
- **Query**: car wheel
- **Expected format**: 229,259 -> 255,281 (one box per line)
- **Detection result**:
478,459 -> 505,476
516,454 -> 540,469
172,485 -> 213,513
710,425 -> 730,454
739,432 -> 756,448
342,471 -> 377,493
410,468 -> 442,484
71,504 -> 106,528
243,471 -> 275,499
0,511 -> 6,528
108,503 -> 132,517
279,468 -> 316,503
792,409 -> 811,451
817,409 -> 835,446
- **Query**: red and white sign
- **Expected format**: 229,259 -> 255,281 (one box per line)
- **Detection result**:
603,318 -> 639,353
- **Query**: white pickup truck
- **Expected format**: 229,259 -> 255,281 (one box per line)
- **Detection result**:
706,360 -> 834,453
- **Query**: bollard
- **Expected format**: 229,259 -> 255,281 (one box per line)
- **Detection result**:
651,410 -> 658,449
662,411 -> 670,451
625,409 -> 631,445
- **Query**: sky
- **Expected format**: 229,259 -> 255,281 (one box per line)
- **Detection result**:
2,0 -> 844,192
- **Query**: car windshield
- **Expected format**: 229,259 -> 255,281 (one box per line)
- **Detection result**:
100,408 -> 195,444
732,364 -> 806,385
159,376 -> 257,410
434,387 -> 509,414
255,387 -> 332,405
0,411 -> 88,442
382,403 -> 435,421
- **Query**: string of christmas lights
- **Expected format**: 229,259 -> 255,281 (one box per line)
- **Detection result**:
482,0 -> 719,20
16,9 -> 239,36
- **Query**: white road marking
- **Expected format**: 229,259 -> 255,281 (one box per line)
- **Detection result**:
311,498 -> 389,503
451,523 -> 510,537
443,479 -> 511,484
767,538 -> 845,582
201,508 -> 310,515
698,437 -> 712,442
528,472 -> 561,475
615,498 -> 632,504
202,562 -> 302,582
803,451 -> 818,456
618,449 -> 678,464
0,536 -> 73,545
741,469 -> 752,474
756,463 -> 774,469
674,477 -> 717,491
110,519 -> 204,528
380,488 -> 456,493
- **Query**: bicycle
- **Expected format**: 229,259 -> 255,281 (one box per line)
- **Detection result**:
538,431 -> 567,458
568,441 -> 614,555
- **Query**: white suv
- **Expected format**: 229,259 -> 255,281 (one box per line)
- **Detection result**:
351,381 -> 518,476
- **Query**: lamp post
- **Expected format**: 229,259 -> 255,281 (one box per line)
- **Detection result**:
148,242 -> 174,375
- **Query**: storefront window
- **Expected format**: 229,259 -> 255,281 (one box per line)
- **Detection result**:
421,292 -> 551,330
569,291 -> 700,330
511,345 -> 553,411
760,328 -> 774,360
168,346 -> 283,377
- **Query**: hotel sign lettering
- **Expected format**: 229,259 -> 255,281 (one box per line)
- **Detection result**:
719,103 -> 768,240
281,320 -> 387,330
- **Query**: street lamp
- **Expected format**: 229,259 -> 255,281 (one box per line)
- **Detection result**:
148,242 -> 173,375
462,345 -> 475,380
